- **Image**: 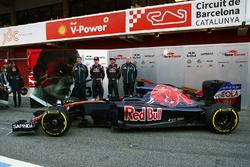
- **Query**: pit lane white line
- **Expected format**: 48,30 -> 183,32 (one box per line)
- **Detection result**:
0,155 -> 43,167
5,131 -> 12,136
0,122 -> 12,125
0,127 -> 12,136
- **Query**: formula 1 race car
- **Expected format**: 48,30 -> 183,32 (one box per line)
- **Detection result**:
12,80 -> 241,136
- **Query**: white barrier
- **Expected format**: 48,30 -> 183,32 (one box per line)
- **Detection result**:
109,42 -> 250,108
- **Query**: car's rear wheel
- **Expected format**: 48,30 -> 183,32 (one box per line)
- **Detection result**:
41,107 -> 71,137
206,104 -> 239,133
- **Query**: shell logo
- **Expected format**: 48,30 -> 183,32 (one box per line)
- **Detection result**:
58,25 -> 67,35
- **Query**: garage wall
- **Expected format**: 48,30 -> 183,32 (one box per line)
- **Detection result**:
0,6 -> 9,14
109,42 -> 250,109
15,0 -> 61,11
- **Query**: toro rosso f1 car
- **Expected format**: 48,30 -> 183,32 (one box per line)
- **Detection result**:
12,80 -> 241,136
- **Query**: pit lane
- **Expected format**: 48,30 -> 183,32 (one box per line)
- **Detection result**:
0,97 -> 250,167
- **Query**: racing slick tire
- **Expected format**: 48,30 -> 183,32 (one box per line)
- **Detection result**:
41,106 -> 71,137
63,97 -> 81,104
206,104 -> 239,134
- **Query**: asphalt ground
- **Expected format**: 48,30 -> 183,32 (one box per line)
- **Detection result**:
0,97 -> 250,167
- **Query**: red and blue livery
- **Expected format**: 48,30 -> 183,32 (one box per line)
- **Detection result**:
12,80 -> 240,136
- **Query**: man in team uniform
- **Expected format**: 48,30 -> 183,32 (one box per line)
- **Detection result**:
73,56 -> 88,100
106,57 -> 121,98
90,57 -> 105,100
121,57 -> 137,97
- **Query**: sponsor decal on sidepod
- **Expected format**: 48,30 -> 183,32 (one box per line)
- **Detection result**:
124,106 -> 162,122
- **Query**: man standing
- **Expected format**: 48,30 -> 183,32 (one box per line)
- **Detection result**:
121,57 -> 137,97
0,67 -> 9,107
90,57 -> 105,100
0,66 -> 11,101
73,56 -> 88,100
9,66 -> 24,107
106,57 -> 121,98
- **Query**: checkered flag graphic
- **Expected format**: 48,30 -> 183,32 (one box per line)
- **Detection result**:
128,9 -> 146,29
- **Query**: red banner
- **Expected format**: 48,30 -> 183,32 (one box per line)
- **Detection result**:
27,49 -> 42,87
46,11 -> 126,40
128,3 -> 192,32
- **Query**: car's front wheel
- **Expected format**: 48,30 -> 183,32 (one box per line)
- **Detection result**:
41,106 -> 71,137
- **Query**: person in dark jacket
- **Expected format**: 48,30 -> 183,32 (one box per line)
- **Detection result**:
0,65 -> 11,102
72,56 -> 88,100
9,66 -> 24,107
106,57 -> 121,98
0,66 -> 10,107
90,57 -> 105,100
121,57 -> 137,97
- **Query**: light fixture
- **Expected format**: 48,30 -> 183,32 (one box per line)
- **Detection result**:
154,32 -> 160,38
207,28 -> 212,34
175,0 -> 187,2
45,42 -> 67,48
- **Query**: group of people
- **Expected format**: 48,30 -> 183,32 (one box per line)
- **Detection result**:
1,53 -> 137,108
73,56 -> 137,100
0,62 -> 24,108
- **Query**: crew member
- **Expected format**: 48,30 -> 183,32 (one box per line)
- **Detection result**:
90,57 -> 105,100
106,57 -> 120,98
0,66 -> 10,107
73,56 -> 88,100
9,66 -> 24,107
0,65 -> 10,102
121,57 -> 137,97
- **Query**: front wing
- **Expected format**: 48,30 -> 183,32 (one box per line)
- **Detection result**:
12,120 -> 37,132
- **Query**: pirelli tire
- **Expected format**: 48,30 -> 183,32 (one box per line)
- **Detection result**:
206,104 -> 239,134
41,106 -> 71,137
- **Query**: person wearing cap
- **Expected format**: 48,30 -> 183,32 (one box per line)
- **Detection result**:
90,57 -> 105,100
121,56 -> 137,97
72,56 -> 88,100
106,57 -> 121,98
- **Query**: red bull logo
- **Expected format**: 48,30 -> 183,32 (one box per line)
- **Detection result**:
124,106 -> 162,122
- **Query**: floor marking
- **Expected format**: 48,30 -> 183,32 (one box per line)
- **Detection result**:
0,156 -> 43,167
5,131 -> 12,136
0,127 -> 12,136
0,161 -> 11,167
